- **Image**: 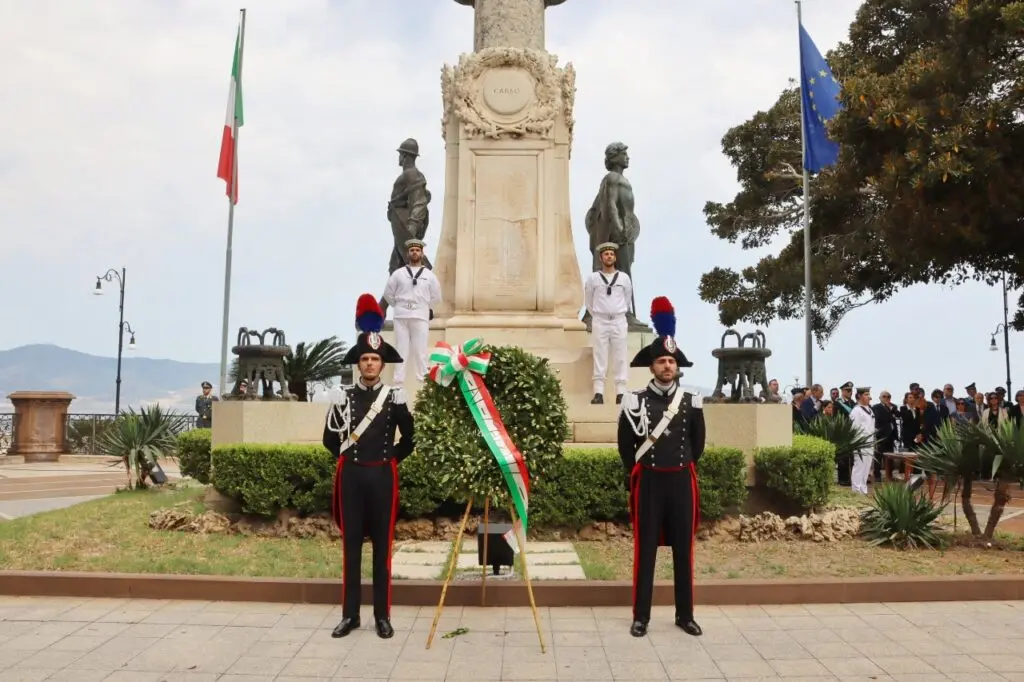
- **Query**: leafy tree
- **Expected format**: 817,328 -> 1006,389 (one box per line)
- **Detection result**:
700,0 -> 1024,343
229,336 -> 350,401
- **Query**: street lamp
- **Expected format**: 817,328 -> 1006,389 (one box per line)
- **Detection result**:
988,273 -> 1012,397
93,267 -> 135,415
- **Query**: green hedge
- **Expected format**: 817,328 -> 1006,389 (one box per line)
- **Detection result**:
198,430 -> 748,526
177,429 -> 212,484
753,434 -> 836,511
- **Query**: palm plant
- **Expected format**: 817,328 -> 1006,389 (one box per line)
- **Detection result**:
971,418 -> 1024,538
229,336 -> 349,401
860,482 -> 945,550
97,404 -> 187,489
798,412 -> 876,479
914,420 -> 983,535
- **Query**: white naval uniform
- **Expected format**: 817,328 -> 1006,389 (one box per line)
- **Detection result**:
383,264 -> 441,383
584,268 -> 632,397
849,403 -> 876,494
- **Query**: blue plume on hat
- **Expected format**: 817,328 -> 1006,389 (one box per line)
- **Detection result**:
355,294 -> 384,333
650,296 -> 676,338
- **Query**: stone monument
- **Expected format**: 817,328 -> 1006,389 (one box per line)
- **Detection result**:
374,0 -> 657,436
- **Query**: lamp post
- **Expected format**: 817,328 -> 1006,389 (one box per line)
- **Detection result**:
93,268 -> 137,414
989,273 -> 1012,397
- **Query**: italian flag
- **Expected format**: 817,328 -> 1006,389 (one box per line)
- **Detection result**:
216,27 -> 244,204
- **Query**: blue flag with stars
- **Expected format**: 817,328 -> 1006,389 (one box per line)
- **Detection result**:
799,23 -> 842,172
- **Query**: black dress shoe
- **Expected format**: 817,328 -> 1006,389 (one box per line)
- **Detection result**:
331,616 -> 360,638
375,618 -> 394,639
591,393 -> 604,405
629,620 -> 648,637
675,618 -> 703,636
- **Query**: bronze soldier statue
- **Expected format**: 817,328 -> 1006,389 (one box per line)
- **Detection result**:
387,139 -> 431,274
380,138 -> 432,319
585,142 -> 642,328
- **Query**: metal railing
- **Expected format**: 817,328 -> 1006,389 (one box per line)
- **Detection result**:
0,413 -> 12,456
0,412 -> 199,456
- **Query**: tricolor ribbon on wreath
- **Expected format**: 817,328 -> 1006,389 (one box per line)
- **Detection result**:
427,338 -> 530,554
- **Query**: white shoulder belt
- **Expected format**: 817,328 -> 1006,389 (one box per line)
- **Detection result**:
325,385 -> 391,455
633,388 -> 687,463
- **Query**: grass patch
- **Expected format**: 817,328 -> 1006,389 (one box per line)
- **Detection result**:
573,531 -> 1024,581
0,486 -> 372,578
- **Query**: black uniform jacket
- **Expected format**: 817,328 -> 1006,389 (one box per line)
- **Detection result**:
321,383 -> 414,465
617,382 -> 706,474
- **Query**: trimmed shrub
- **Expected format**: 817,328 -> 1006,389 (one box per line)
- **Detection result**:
754,435 -> 836,511
209,442 -> 748,526
177,429 -> 212,484
212,444 -> 334,516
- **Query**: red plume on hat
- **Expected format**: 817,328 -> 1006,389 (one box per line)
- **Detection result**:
650,296 -> 676,338
343,294 -> 402,365
355,294 -> 384,333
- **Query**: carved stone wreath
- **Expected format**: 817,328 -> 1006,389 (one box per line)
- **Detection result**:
441,47 -> 576,150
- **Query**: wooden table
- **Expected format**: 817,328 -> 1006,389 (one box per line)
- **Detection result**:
882,451 -> 937,499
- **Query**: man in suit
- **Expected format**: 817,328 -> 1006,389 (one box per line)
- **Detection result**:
617,296 -> 703,639
872,390 -> 898,482
800,385 -> 823,423
791,387 -> 808,430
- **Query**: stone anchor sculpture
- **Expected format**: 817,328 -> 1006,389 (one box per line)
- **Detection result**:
229,327 -> 295,401
711,329 -> 772,403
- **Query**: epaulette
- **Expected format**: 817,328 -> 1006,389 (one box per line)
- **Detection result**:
390,386 -> 407,405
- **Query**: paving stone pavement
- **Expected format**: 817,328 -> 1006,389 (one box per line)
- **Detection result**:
2,596 -> 1024,680
390,539 -> 585,581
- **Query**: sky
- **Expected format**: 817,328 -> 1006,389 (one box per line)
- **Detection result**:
0,0 -> 1016,401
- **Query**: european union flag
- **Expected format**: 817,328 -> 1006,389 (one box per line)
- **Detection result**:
799,24 -> 842,172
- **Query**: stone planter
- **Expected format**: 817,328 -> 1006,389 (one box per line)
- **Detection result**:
6,391 -> 75,463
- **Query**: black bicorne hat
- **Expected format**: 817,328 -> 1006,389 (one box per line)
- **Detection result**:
342,294 -> 403,365
629,296 -> 693,368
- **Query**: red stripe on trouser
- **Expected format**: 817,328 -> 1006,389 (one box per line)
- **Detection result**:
332,456 -> 346,607
386,459 -> 400,617
689,462 -> 700,606
630,463 -> 641,621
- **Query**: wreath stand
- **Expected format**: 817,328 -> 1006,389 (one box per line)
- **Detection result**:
425,497 -> 546,653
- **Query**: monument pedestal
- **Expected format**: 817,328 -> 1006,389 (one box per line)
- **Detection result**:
6,391 -> 75,462
211,401 -> 326,449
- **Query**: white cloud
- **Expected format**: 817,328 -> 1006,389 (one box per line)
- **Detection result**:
0,0 -> 1015,405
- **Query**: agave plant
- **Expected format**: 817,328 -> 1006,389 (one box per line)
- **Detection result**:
97,404 -> 187,489
798,412 -> 876,479
971,419 -> 1024,538
860,482 -> 945,549
914,419 -> 983,535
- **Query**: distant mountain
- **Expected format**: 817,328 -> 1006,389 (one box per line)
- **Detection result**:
0,344 -> 219,414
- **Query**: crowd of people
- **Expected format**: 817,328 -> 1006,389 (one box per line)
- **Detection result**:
755,378 -> 1022,492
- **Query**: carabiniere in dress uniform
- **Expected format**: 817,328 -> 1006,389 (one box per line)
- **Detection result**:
617,296 -> 705,639
322,294 -> 415,640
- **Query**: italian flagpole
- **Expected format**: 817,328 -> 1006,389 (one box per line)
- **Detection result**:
217,9 -> 246,395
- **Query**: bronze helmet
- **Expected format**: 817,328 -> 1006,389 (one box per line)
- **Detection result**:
397,138 -> 419,157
